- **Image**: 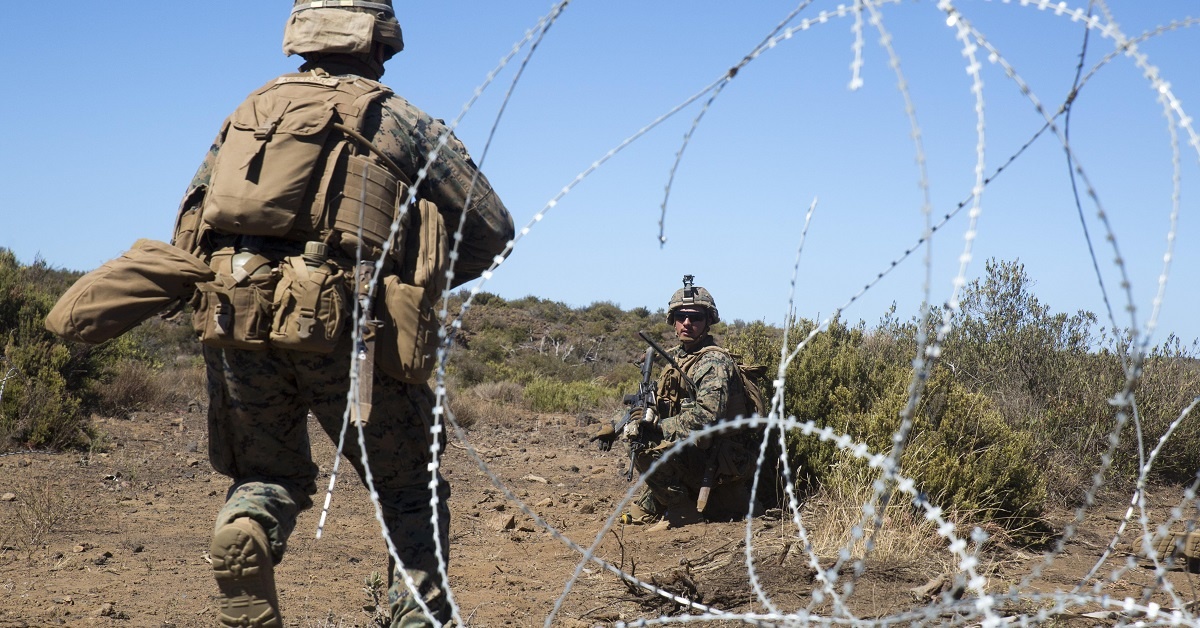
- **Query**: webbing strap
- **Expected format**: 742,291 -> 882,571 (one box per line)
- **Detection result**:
229,254 -> 272,285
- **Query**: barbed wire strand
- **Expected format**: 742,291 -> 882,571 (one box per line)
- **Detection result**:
949,5 -> 1200,613
314,4 -> 574,626
655,0 -> 820,247
295,1 -> 1200,625
743,197 -> 819,617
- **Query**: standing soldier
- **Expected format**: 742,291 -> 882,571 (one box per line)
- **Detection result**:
593,276 -> 762,529
171,2 -> 514,626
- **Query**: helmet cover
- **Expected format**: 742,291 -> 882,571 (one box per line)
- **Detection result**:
284,0 -> 404,60
667,275 -> 719,325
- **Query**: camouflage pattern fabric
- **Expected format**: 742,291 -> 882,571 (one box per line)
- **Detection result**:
181,57 -> 513,628
654,335 -> 740,440
205,334 -> 451,627
632,335 -> 753,516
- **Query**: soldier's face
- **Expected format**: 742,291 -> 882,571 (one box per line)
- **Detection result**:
673,308 -> 708,341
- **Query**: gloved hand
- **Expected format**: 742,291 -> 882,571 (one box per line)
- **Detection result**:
589,423 -> 617,451
622,407 -> 646,440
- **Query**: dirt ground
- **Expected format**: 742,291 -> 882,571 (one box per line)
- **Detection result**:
3,404 -> 1200,627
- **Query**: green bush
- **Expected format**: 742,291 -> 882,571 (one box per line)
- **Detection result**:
884,372 -> 1045,525
0,250 -> 126,449
523,378 -> 616,413
786,367 -> 1047,530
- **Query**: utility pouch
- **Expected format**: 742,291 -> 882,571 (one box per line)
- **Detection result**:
375,198 -> 448,384
193,248 -> 278,349
203,92 -> 337,237
269,251 -> 347,353
375,276 -> 439,384
171,185 -> 208,256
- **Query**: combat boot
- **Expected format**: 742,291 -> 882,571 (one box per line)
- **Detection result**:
1151,529 -> 1200,572
211,517 -> 282,627
620,492 -> 664,525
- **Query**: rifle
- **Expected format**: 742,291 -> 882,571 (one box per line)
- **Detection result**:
614,346 -> 657,481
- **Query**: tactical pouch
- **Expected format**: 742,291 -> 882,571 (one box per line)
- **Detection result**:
376,276 -> 440,384
329,152 -> 399,260
192,249 -> 277,350
203,93 -> 337,237
171,185 -> 208,256
269,254 -> 347,353
375,198 -> 448,384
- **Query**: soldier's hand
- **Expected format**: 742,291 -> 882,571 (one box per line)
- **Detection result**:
589,424 -> 617,451
618,407 -> 644,440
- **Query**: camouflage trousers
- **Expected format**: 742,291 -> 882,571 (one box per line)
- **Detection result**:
204,337 -> 451,628
633,435 -> 755,519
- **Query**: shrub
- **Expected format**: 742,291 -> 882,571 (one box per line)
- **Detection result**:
1124,338 -> 1200,483
796,370 -> 1047,531
0,250 -> 128,450
523,378 -> 616,413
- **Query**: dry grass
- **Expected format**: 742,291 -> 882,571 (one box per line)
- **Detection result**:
0,474 -> 79,556
95,360 -> 206,416
447,382 -> 527,430
468,381 -> 524,405
796,473 -> 972,577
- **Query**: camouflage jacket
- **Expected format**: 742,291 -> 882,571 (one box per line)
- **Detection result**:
654,335 -> 744,442
173,58 -> 514,288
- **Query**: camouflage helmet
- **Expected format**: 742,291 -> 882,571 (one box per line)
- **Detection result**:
667,275 -> 719,325
284,0 -> 405,61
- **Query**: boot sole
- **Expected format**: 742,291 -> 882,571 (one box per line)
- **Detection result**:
211,520 -> 282,627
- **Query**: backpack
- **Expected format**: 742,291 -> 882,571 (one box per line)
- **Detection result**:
202,72 -> 403,261
179,72 -> 449,383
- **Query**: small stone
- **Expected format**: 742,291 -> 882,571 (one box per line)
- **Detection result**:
489,513 -> 516,531
0,492 -> 16,502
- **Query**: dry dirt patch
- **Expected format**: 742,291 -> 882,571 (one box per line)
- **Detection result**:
3,408 -> 1200,626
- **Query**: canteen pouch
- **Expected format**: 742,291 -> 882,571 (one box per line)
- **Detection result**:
45,239 -> 215,344
193,249 -> 277,349
375,198 -> 448,384
269,255 -> 347,353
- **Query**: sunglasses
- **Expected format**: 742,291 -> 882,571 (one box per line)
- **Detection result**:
675,311 -> 706,323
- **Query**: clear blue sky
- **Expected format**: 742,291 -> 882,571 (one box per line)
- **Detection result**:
2,1 -> 1198,345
